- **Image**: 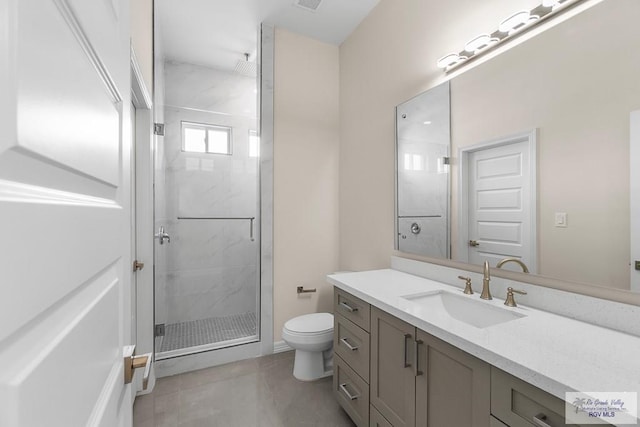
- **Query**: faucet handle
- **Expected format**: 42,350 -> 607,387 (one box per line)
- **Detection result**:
457,276 -> 473,295
504,287 -> 527,307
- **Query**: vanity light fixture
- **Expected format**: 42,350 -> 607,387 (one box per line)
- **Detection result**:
437,0 -> 583,72
498,11 -> 540,36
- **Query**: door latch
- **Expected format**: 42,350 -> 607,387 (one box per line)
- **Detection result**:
469,240 -> 480,247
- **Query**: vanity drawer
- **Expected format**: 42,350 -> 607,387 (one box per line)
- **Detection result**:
334,288 -> 370,332
490,415 -> 508,427
334,355 -> 369,427
491,368 -> 605,427
334,313 -> 370,382
370,405 -> 393,427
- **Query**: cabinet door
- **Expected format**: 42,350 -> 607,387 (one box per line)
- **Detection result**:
371,307 -> 416,427
415,330 -> 491,427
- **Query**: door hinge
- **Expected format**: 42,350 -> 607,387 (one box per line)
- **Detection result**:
133,260 -> 145,271
154,123 -> 165,136
155,324 -> 165,337
442,156 -> 450,165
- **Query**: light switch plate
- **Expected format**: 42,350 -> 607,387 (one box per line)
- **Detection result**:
555,212 -> 568,227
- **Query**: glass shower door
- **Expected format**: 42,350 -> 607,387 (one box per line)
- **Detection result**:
153,15 -> 260,359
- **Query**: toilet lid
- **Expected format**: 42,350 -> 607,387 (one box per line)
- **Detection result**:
284,313 -> 333,334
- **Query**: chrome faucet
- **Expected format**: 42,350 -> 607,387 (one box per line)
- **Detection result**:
480,261 -> 492,300
496,258 -> 529,273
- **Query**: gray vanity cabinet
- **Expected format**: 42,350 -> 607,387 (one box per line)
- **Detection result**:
333,286 -> 591,427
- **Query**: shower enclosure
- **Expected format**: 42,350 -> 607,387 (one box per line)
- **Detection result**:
153,12 -> 261,360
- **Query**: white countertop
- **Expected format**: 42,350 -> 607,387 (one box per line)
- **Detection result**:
328,269 -> 640,425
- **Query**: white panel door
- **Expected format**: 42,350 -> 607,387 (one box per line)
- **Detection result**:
0,0 -> 133,425
631,111 -> 640,292
467,140 -> 535,271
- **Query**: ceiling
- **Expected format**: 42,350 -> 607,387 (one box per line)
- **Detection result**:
156,0 -> 380,71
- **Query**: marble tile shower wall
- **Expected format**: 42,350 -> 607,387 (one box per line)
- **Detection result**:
157,60 -> 259,326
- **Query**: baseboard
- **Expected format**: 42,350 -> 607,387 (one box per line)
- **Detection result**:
273,340 -> 293,354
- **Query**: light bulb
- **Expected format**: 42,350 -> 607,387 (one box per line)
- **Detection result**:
499,11 -> 540,36
436,53 -> 468,69
464,34 -> 499,54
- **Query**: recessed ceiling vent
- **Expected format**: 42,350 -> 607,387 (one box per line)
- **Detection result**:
293,0 -> 323,12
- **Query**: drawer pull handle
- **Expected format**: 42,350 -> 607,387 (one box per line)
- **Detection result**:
339,383 -> 360,400
533,413 -> 553,427
403,333 -> 412,368
340,337 -> 359,351
339,301 -> 358,312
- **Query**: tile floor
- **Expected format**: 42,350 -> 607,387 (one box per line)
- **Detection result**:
157,312 -> 257,353
133,351 -> 356,427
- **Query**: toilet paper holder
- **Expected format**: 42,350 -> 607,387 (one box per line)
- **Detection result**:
297,286 -> 317,294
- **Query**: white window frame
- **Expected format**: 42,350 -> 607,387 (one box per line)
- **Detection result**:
181,121 -> 233,155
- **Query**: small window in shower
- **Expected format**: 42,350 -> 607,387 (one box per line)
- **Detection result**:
249,130 -> 260,158
182,121 -> 232,155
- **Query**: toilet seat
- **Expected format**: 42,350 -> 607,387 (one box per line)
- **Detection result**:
283,313 -> 333,335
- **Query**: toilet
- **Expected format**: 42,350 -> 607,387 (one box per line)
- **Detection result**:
282,312 -> 334,381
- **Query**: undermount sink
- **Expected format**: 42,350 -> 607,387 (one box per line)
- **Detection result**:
401,290 -> 526,328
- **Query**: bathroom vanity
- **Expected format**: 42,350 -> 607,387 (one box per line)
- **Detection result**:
329,260 -> 640,427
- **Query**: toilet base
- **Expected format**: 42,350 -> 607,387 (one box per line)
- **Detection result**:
292,348 -> 333,381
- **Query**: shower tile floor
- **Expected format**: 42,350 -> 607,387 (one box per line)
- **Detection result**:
157,312 -> 257,353
133,351 -> 355,427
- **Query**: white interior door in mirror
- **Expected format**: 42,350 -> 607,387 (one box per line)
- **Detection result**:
461,132 -> 536,273
0,0 -> 132,425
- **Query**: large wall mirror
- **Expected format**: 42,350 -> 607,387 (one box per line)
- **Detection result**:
396,0 -> 640,293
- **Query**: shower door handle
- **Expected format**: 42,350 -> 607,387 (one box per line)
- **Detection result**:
155,226 -> 171,245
